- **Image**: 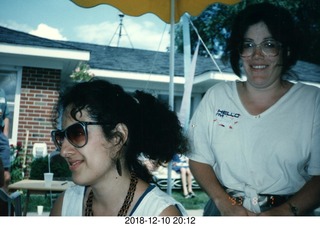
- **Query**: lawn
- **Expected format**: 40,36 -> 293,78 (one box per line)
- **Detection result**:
171,189 -> 209,210
21,188 -> 209,213
23,193 -> 53,212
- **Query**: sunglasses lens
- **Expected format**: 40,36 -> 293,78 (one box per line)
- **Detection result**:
51,130 -> 63,148
66,123 -> 86,147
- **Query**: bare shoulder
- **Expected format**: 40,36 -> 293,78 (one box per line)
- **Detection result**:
159,205 -> 183,216
50,191 -> 65,216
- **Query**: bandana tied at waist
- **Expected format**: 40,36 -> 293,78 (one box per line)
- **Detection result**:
225,186 -> 292,213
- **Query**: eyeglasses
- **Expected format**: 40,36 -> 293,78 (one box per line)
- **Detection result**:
51,121 -> 107,149
239,40 -> 282,57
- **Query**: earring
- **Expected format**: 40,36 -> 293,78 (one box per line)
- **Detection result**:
116,159 -> 122,176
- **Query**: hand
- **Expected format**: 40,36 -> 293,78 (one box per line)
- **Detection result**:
2,170 -> 11,193
219,203 -> 257,216
258,205 -> 292,216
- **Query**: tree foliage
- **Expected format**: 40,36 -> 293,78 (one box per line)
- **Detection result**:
29,155 -> 71,180
175,0 -> 320,65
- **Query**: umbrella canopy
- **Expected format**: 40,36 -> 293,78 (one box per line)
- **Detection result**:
71,0 -> 240,24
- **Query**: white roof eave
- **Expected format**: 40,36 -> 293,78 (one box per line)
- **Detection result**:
0,43 -> 90,61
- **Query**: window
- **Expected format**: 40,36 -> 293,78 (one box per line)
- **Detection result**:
0,67 -> 22,145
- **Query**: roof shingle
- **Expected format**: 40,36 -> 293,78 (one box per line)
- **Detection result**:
0,26 -> 319,83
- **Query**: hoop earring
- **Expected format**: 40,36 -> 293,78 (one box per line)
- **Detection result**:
116,159 -> 122,176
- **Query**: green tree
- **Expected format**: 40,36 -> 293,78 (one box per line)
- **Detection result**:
175,0 -> 320,65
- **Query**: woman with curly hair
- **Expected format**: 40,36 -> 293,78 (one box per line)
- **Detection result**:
50,78 -> 189,216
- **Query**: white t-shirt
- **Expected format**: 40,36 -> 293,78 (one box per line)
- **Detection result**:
61,184 -> 187,216
188,81 -> 320,211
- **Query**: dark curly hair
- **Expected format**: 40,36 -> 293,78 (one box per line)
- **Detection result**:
52,78 -> 189,182
226,2 -> 301,77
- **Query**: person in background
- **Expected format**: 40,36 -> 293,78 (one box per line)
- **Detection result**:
0,88 -> 11,193
187,2 -> 320,216
50,78 -> 189,216
140,154 -> 159,174
172,154 -> 195,199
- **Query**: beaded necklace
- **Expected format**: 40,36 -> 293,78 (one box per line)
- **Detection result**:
85,172 -> 138,216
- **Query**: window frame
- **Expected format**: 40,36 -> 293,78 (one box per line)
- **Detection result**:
0,66 -> 22,146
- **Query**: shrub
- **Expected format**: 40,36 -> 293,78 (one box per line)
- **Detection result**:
10,142 -> 32,183
29,155 -> 71,180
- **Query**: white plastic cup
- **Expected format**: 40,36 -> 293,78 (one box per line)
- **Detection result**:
44,172 -> 54,187
37,205 -> 44,215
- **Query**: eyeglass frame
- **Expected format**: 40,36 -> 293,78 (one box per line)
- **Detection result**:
51,121 -> 110,150
238,39 -> 283,57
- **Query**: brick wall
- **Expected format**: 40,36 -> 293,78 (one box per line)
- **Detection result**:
18,67 -> 61,160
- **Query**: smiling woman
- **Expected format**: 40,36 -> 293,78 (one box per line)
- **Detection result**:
49,78 -> 190,216
187,2 -> 320,216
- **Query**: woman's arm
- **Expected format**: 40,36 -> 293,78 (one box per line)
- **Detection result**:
260,176 -> 320,216
50,192 -> 65,216
3,118 -> 9,137
189,159 -> 254,216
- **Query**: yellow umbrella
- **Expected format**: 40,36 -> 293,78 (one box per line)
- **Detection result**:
71,0 -> 240,24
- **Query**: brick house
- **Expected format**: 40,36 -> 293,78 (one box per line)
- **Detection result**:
0,26 -> 235,155
0,25 -> 319,165
1,26 -> 89,159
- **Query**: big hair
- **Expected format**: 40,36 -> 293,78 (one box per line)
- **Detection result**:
52,78 -> 189,182
226,2 -> 300,77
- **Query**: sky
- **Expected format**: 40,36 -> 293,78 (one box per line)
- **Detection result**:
0,0 -> 171,52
